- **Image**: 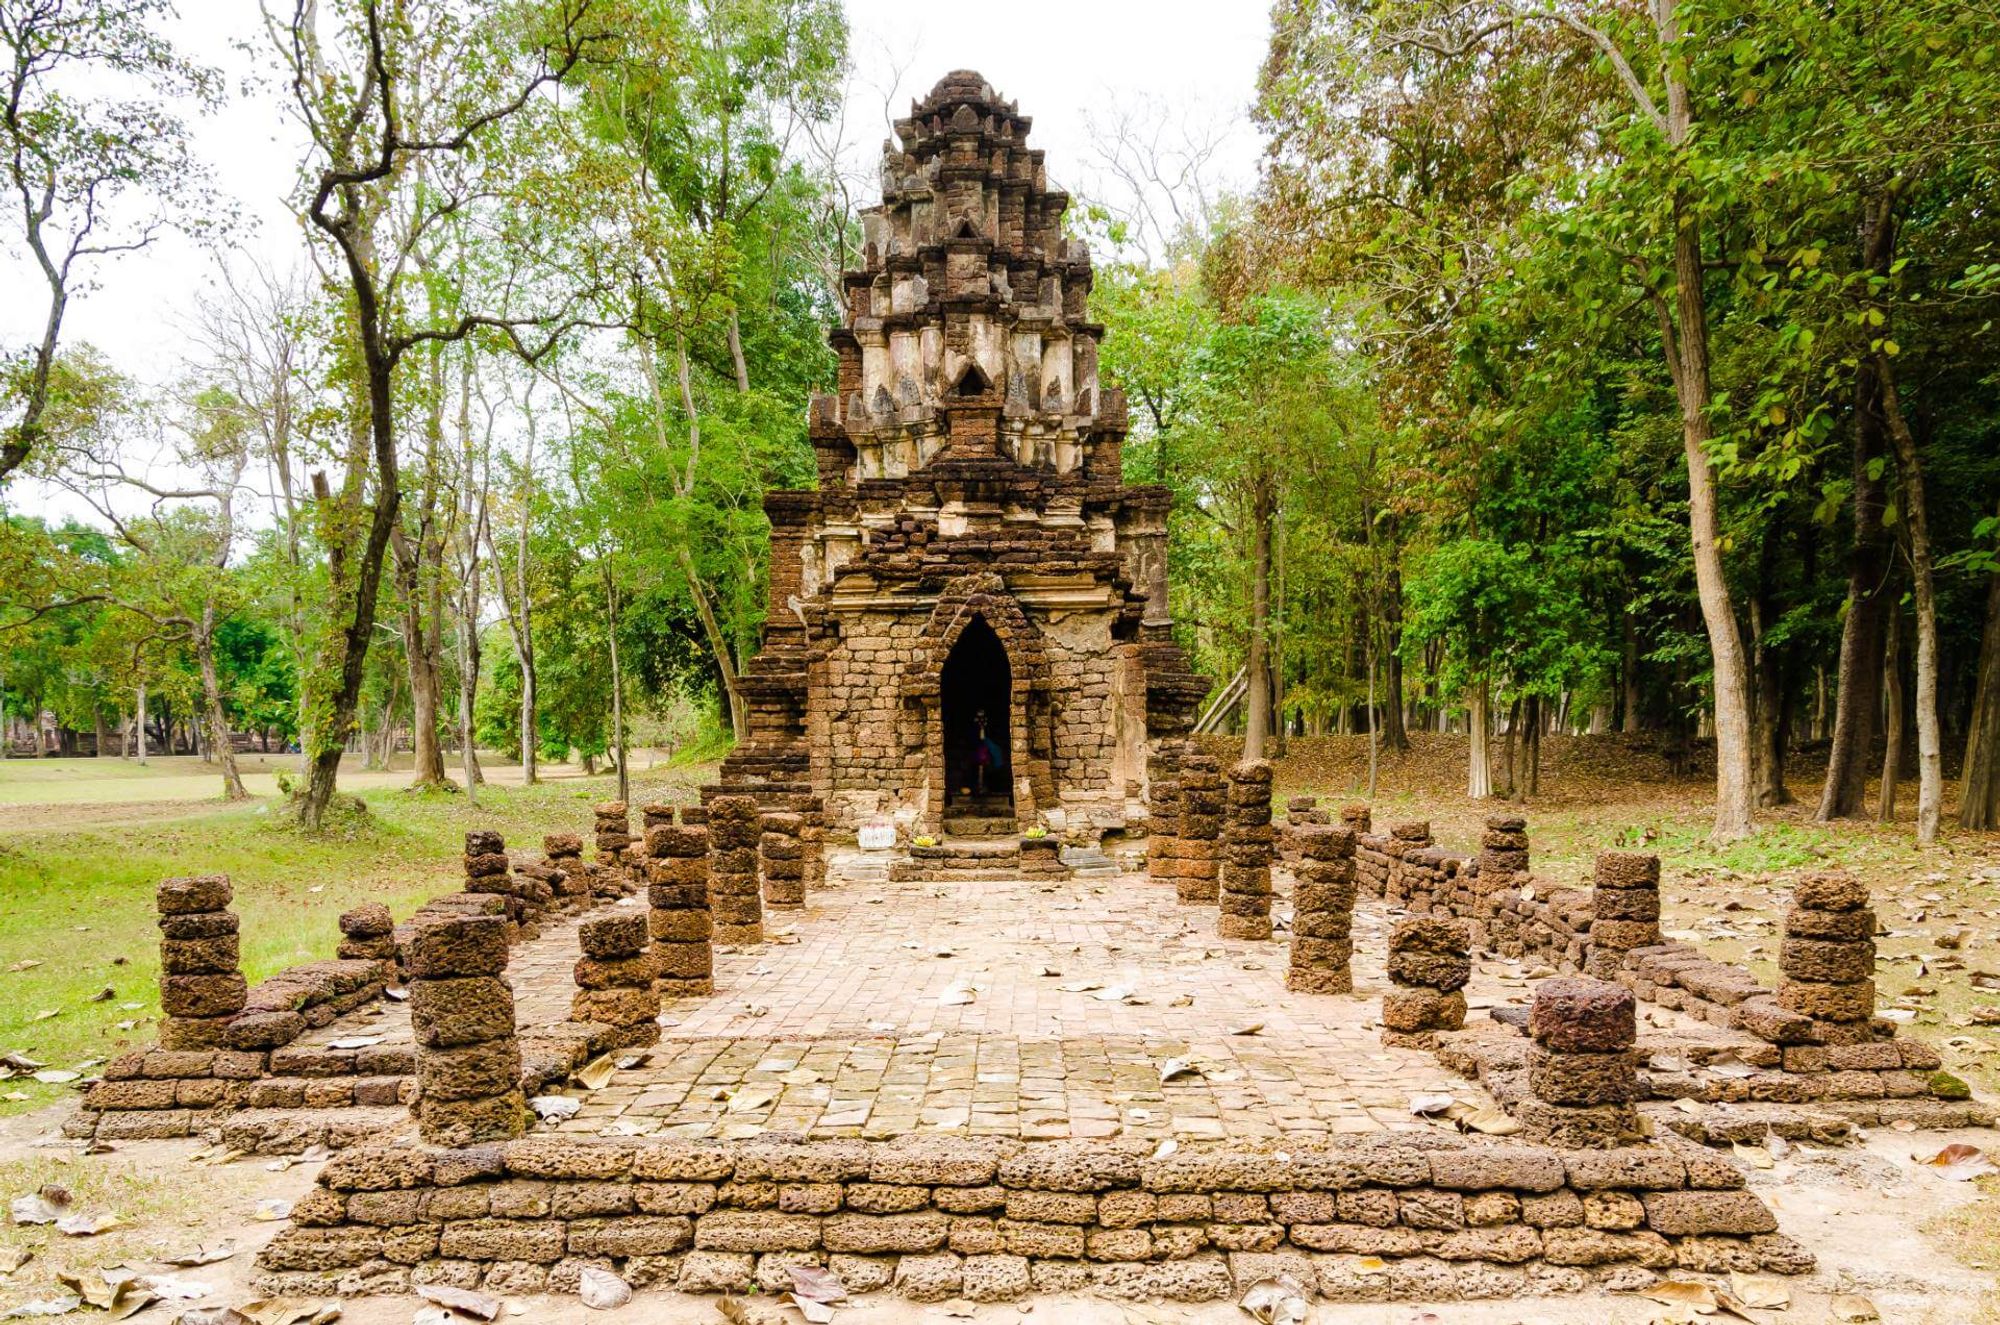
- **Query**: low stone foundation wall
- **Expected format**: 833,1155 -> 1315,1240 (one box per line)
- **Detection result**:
257,1133 -> 1810,1305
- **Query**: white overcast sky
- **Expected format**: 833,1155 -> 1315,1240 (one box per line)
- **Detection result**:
1,0 -> 1271,387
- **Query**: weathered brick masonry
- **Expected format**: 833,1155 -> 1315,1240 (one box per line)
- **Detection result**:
258,1133 -> 1810,1304
709,71 -> 1206,838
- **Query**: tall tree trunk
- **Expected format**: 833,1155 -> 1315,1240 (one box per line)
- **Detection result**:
726,309 -> 751,395
1878,605 -> 1903,822
136,684 -> 148,766
1960,545 -> 2000,831
393,526 -> 450,789
606,563 -> 628,807
197,606 -> 248,801
1467,681 -> 1492,798
1750,531 -> 1791,807
1498,696 -> 1520,799
1242,473 -> 1274,761
299,213 -> 405,830
1382,525 -> 1409,751
1664,205 -> 1755,839
1621,612 -> 1643,732
1271,510 -> 1287,757
1818,201 -> 1899,819
1523,694 -> 1542,799
1877,357 -> 1941,843
1649,3 -> 1753,841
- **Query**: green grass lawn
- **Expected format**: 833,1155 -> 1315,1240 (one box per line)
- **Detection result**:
0,757 -> 715,1117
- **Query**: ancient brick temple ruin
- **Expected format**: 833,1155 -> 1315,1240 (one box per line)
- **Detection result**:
716,70 -> 1205,837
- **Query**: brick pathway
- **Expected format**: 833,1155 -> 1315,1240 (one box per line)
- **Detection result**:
296,852 -> 1509,1142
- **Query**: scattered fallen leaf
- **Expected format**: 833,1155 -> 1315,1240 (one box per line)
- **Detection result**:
230,1296 -> 340,1325
1238,1273 -> 1309,1325
1733,1142 -> 1775,1170
415,1283 -> 500,1321
1916,1143 -> 1995,1180
725,1084 -> 778,1114
10,1186 -> 70,1225
529,1096 -> 580,1122
577,1266 -> 629,1310
1408,1092 -> 1455,1116
251,1199 -> 293,1222
1643,1281 -> 1718,1311
54,1210 -> 126,1237
572,1054 -> 617,1091
0,1299 -> 81,1319
1231,1021 -> 1265,1036
1830,1296 -> 1880,1322
164,1242 -> 237,1268
1729,1272 -> 1790,1310
54,1267 -> 154,1319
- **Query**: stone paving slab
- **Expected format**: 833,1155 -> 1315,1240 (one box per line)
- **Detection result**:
300,851 -> 1561,1140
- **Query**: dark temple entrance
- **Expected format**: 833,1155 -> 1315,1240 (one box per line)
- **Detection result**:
941,616 -> 1013,817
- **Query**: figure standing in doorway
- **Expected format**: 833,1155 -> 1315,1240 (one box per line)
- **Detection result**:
972,708 -> 1007,795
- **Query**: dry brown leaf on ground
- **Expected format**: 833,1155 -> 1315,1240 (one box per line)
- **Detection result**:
10,1186 -> 69,1224
414,1284 -> 499,1321
1643,1280 -> 1718,1310
1916,1143 -> 1995,1179
55,1267 -> 155,1319
1728,1272 -> 1791,1309
1830,1296 -> 1880,1322
573,1055 -> 617,1090
1238,1273 -> 1309,1324
577,1266 -> 630,1310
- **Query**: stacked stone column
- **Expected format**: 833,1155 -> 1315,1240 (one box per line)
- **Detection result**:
1381,917 -> 1469,1046
1478,816 -> 1529,880
1219,758 -> 1275,940
1144,740 -> 1184,885
593,801 -> 632,862
1779,870 -> 1877,1044
1339,803 -> 1372,835
336,903 -> 396,976
708,795 -> 764,944
1588,851 -> 1663,979
641,802 -> 675,833
572,912 -> 661,1050
645,825 -> 714,997
1385,820 -> 1431,903
760,812 -> 806,907
800,797 -> 828,893
1174,754 -> 1224,904
542,833 -> 587,909
156,875 -> 246,1050
1288,826 -> 1357,994
462,830 -> 520,928
408,914 -> 526,1147
1522,977 -> 1640,1148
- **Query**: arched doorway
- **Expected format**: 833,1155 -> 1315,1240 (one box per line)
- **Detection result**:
940,616 -> 1013,817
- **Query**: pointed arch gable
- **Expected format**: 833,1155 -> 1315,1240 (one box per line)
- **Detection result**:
902,573 -> 1048,701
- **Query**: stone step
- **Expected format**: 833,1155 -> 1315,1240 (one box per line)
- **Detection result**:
1060,846 -> 1119,877
889,864 -> 1021,883
942,816 -> 1018,837
242,1075 -> 412,1110
219,1105 -> 415,1154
